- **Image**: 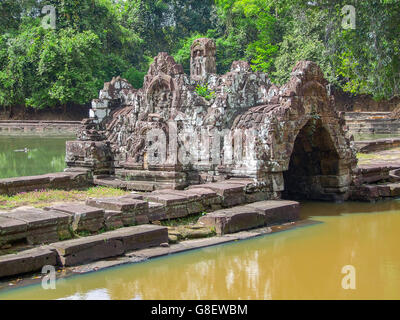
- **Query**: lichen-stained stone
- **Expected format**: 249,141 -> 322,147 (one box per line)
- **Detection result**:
197,206 -> 263,235
86,197 -> 149,226
144,193 -> 188,219
0,175 -> 51,195
387,183 -> 400,197
148,202 -> 166,221
51,234 -> 124,267
111,225 -> 168,252
0,247 -> 57,278
244,200 -> 300,225
198,200 -> 300,235
0,215 -> 28,246
145,192 -> 188,206
0,171 -> 91,196
149,189 -> 206,214
45,203 -> 105,233
51,225 -> 168,267
353,164 -> 391,185
0,184 -> 7,195
184,188 -> 222,209
3,209 -> 71,244
189,182 -> 246,207
350,185 -> 380,201
86,197 -> 148,212
120,193 -> 144,200
104,210 -> 124,230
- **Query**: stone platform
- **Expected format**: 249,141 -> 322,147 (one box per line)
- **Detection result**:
198,200 -> 300,235
0,171 -> 90,196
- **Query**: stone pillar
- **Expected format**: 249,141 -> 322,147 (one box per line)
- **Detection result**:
190,38 -> 217,83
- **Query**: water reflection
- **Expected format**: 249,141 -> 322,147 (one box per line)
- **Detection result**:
1,202 -> 400,300
0,135 -> 73,178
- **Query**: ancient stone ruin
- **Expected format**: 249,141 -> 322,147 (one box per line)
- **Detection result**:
66,38 -> 357,202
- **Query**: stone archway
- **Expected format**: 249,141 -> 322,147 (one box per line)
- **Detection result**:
282,118 -> 343,201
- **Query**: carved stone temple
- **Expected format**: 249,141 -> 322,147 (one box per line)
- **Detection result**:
65,38 -> 357,201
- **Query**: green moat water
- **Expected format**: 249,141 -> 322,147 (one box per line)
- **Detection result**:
0,135 -> 73,179
1,201 -> 399,300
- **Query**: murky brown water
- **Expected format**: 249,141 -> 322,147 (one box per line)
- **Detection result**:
1,201 -> 400,300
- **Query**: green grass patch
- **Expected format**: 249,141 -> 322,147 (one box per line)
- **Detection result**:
0,186 -> 130,210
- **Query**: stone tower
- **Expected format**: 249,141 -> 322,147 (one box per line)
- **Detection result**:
190,38 -> 217,83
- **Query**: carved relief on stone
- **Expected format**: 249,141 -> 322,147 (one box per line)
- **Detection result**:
145,75 -> 179,120
190,38 -> 217,83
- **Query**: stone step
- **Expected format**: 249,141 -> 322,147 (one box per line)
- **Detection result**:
350,182 -> 400,201
50,224 -> 168,267
197,200 -> 300,235
146,188 -> 222,219
144,193 -> 189,219
0,215 -> 28,247
1,208 -> 71,245
189,181 -> 247,207
148,202 -> 166,221
86,196 -> 149,226
0,247 -> 57,278
45,203 -> 105,233
0,171 -> 90,196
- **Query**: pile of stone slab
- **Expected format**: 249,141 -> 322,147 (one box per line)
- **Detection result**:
351,164 -> 400,201
0,177 -> 304,279
0,179 -> 280,249
0,225 -> 168,278
0,208 -> 72,247
354,138 -> 400,153
0,198 -> 301,278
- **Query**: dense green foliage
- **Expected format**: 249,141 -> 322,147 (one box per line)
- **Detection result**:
0,0 -> 399,111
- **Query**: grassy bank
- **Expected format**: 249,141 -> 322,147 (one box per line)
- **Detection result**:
0,186 -> 130,210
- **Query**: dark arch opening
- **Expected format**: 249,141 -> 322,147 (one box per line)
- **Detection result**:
282,118 -> 341,201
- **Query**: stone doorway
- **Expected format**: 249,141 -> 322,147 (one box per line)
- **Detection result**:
283,118 -> 342,201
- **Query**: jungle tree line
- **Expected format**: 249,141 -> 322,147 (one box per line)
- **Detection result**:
0,0 -> 399,111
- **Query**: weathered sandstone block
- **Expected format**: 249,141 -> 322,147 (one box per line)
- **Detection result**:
144,193 -> 188,219
147,202 -> 166,221
45,203 -> 105,233
51,225 -> 167,266
86,197 -> 148,226
0,248 -> 57,278
104,210 -> 124,229
0,215 -> 28,246
245,200 -> 300,225
189,182 -> 246,207
198,206 -> 263,235
198,200 -> 300,235
3,209 -> 71,244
